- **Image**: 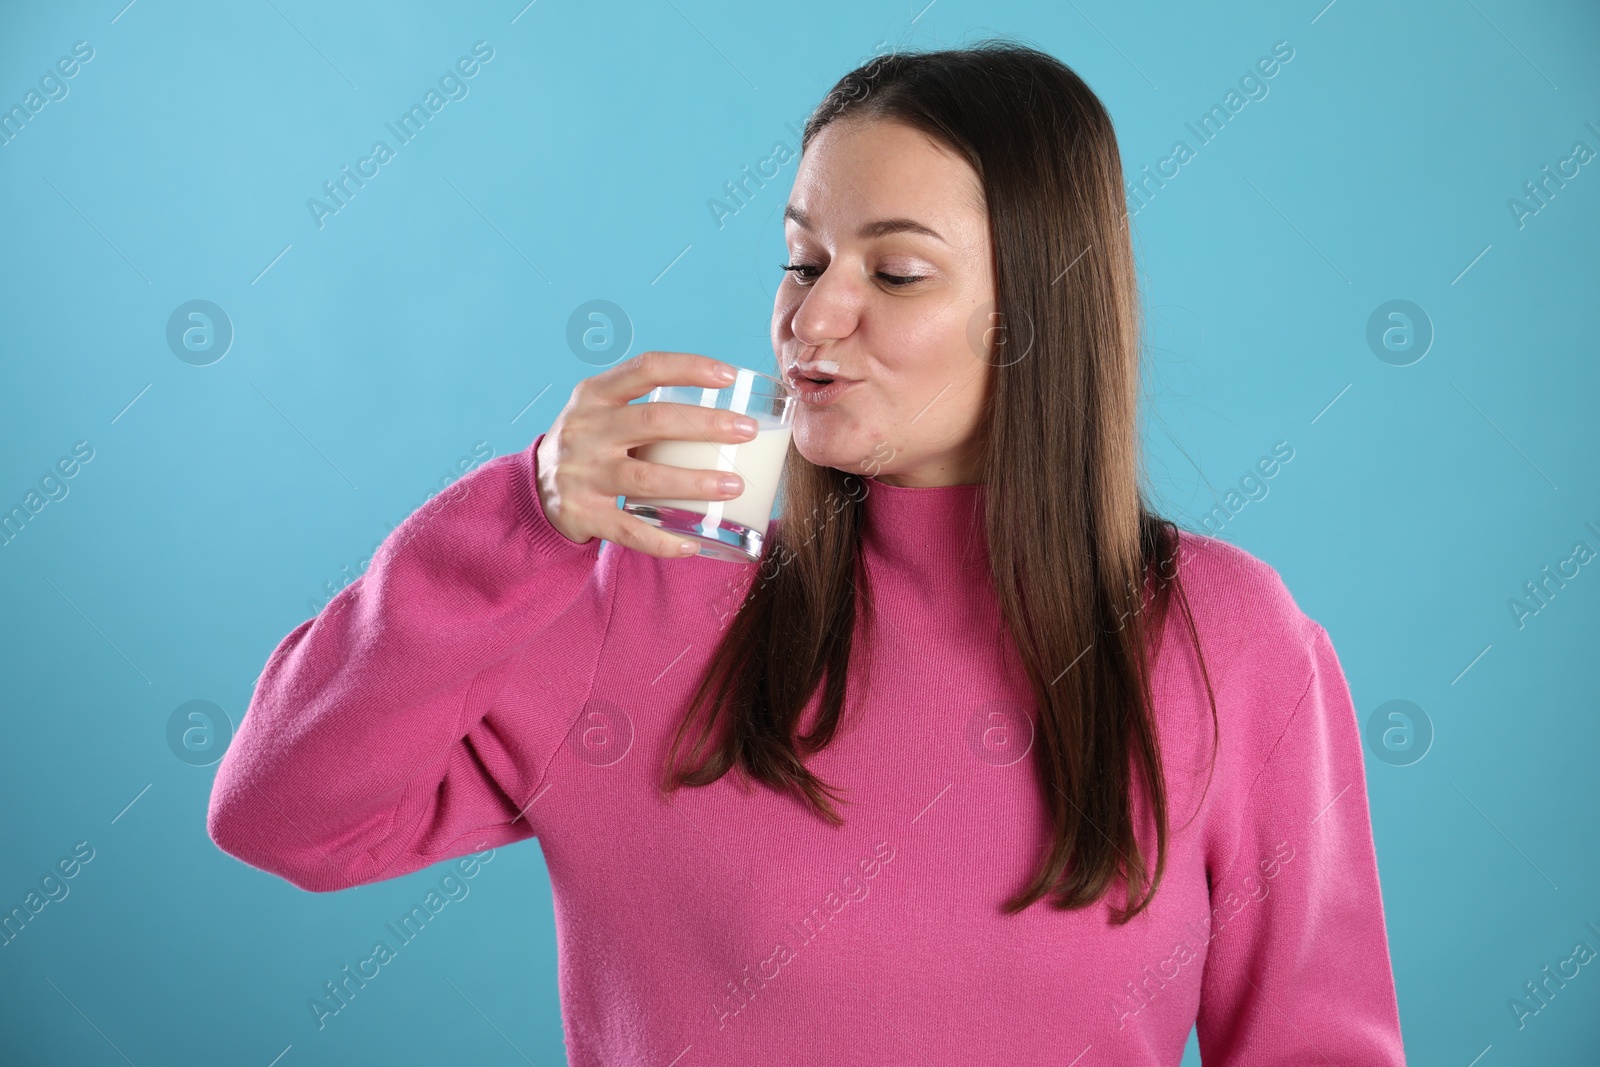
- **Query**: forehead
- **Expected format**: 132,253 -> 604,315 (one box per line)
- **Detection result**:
787,117 -> 986,228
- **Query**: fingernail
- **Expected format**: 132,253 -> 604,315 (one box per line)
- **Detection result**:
719,475 -> 743,494
733,416 -> 759,435
715,363 -> 738,382
679,539 -> 700,554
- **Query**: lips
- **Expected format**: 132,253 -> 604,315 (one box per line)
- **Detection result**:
786,361 -> 856,387
787,373 -> 858,404
782,354 -> 859,404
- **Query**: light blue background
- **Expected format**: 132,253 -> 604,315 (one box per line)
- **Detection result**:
2,1 -> 1596,1064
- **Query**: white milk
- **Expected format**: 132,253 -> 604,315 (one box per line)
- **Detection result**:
628,420 -> 792,534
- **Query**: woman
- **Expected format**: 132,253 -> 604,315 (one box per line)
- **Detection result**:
209,40 -> 1407,1065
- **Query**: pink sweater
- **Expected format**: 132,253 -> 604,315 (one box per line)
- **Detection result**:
208,432 -> 1407,1066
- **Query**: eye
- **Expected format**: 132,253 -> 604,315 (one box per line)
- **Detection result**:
779,262 -> 927,288
779,261 -> 821,285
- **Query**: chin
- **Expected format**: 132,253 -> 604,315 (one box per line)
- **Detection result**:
790,421 -> 866,474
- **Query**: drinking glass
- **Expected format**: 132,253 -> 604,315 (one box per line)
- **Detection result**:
621,366 -> 794,563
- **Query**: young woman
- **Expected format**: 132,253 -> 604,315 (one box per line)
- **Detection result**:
210,40 -> 1406,1066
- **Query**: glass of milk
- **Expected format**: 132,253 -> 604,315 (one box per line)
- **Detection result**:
621,366 -> 794,563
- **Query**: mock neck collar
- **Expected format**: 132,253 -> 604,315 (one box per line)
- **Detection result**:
859,475 -> 989,573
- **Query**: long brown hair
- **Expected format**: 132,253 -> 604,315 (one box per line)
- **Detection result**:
661,39 -> 1217,923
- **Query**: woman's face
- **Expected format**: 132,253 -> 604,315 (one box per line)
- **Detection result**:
771,117 -> 995,488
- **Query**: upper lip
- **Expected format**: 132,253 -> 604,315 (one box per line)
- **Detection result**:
785,360 -> 857,385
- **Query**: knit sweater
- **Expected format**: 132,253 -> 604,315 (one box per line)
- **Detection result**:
207,431 -> 1408,1066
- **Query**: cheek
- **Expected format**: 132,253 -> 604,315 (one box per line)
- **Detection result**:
875,319 -> 987,426
772,289 -> 804,331
882,302 -> 983,382
788,389 -> 888,460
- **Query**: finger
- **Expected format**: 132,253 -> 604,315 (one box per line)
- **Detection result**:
613,455 -> 743,503
606,399 -> 759,451
583,350 -> 740,406
597,509 -> 702,559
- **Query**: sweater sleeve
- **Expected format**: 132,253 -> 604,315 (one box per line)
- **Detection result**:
206,432 -> 612,893
1195,623 -> 1407,1064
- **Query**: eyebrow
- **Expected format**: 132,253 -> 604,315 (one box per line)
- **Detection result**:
784,205 -> 946,244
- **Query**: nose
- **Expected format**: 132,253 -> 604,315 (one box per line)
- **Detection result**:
788,271 -> 860,350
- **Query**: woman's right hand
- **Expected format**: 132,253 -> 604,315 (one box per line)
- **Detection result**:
534,351 -> 761,558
